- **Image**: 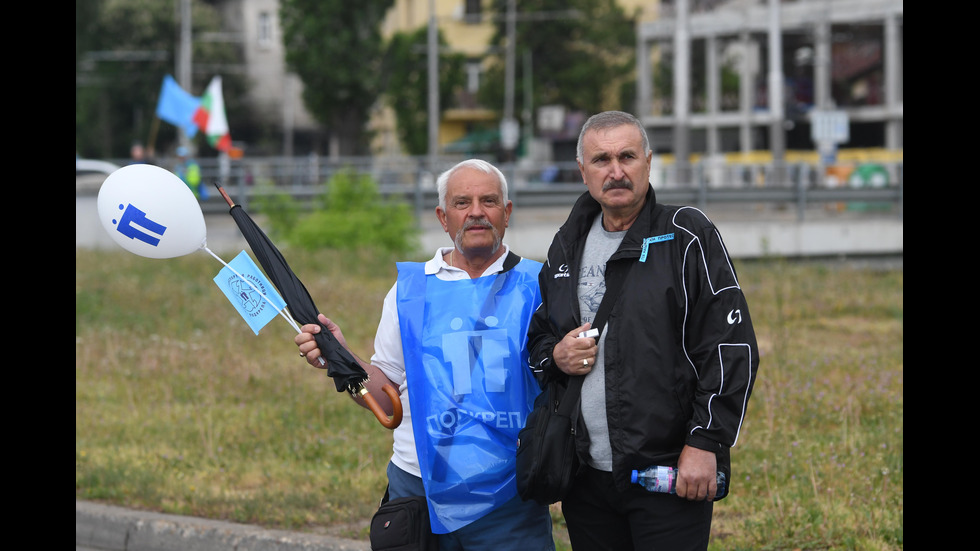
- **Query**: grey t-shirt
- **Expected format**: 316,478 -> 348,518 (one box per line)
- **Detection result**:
578,213 -> 626,471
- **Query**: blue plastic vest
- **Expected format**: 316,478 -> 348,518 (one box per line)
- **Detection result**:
395,258 -> 543,533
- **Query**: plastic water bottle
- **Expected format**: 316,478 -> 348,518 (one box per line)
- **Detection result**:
630,466 -> 726,499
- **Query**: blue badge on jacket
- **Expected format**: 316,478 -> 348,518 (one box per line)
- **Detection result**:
640,233 -> 674,262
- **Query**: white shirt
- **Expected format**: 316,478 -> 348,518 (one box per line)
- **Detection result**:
371,245 -> 513,477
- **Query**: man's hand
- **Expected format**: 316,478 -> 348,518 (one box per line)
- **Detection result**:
295,314 -> 348,368
675,445 -> 718,501
552,323 -> 598,375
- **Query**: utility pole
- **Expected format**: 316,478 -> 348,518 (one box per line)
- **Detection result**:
427,0 -> 439,173
178,0 -> 192,151
501,0 -> 519,162
522,49 -> 533,151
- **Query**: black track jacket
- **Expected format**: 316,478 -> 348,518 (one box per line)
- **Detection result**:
527,188 -> 760,493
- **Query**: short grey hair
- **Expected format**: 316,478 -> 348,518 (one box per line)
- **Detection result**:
576,111 -> 651,162
436,159 -> 509,210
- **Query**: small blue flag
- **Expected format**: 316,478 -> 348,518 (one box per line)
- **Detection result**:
156,74 -> 201,138
213,251 -> 287,335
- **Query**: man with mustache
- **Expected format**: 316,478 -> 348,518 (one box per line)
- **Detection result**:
526,111 -> 759,550
296,159 -> 554,551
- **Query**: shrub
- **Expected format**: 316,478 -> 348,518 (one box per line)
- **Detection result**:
250,182 -> 303,241
260,169 -> 419,256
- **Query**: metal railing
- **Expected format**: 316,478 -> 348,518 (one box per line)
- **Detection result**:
134,155 -> 903,222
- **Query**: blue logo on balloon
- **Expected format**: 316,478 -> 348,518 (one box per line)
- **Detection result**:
111,203 -> 167,246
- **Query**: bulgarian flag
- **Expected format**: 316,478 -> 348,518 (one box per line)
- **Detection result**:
193,76 -> 234,153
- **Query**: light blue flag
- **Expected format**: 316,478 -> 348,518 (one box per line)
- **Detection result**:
213,251 -> 287,335
156,74 -> 201,137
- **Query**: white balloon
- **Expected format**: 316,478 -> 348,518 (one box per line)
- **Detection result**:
97,164 -> 207,259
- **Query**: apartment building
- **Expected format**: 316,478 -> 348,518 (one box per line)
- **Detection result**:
216,0 -> 901,160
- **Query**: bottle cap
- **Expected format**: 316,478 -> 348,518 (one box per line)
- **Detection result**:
630,470 -> 638,483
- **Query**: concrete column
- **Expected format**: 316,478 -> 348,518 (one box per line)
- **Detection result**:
636,24 -> 652,119
884,11 -> 903,149
767,0 -> 785,181
673,0 -> 691,184
814,18 -> 831,109
706,33 -> 720,157
739,31 -> 753,154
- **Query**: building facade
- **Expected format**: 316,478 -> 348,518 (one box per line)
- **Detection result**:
218,0 -> 902,161
636,0 -> 903,165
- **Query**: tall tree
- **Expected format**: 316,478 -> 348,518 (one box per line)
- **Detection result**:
280,0 -> 394,156
75,0 -> 243,160
478,0 -> 637,123
381,27 -> 466,156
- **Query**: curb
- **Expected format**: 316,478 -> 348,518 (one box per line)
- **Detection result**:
76,500 -> 371,551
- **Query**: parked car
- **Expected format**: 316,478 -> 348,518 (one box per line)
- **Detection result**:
76,157 -> 121,194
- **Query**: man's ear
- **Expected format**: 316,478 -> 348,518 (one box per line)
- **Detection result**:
436,206 -> 449,232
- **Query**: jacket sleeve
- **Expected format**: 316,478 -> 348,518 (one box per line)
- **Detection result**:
681,215 -> 759,452
527,251 -> 562,386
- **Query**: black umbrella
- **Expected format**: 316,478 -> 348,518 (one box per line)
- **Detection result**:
215,182 -> 401,429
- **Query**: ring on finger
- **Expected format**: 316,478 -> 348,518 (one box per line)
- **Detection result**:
583,358 -> 589,367
299,352 -> 306,358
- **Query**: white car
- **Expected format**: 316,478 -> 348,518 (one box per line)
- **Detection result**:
76,158 -> 121,194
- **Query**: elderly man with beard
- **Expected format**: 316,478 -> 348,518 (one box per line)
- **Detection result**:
295,159 -> 555,551
526,111 -> 759,550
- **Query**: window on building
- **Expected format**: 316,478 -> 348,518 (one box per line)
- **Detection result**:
466,61 -> 482,94
258,11 -> 273,48
464,0 -> 482,23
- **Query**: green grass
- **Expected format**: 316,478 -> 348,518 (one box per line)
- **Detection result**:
76,248 -> 903,549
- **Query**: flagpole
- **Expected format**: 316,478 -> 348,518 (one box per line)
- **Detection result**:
147,116 -> 161,158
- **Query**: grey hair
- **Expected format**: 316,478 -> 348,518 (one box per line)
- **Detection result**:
436,159 -> 509,210
576,111 -> 651,162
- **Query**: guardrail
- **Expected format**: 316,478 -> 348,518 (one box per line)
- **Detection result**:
189,156 -> 902,223
87,155 -> 901,222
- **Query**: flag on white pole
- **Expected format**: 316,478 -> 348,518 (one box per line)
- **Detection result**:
213,251 -> 288,335
193,76 -> 233,152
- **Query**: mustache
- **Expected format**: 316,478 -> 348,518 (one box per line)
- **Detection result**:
454,217 -> 503,254
602,179 -> 633,191
463,217 -> 492,230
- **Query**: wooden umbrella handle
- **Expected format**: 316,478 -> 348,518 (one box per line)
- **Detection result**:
214,182 -> 236,207
360,383 -> 403,430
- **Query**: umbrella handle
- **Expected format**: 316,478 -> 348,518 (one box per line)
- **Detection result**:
355,383 -> 403,430
215,182 -> 236,207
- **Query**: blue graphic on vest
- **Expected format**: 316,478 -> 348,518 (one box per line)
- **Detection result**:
442,315 -> 509,396
426,405 -> 523,436
111,203 -> 166,246
428,315 -> 518,436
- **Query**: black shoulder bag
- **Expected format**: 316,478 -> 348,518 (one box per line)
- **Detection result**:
515,267 -> 624,505
369,486 -> 437,551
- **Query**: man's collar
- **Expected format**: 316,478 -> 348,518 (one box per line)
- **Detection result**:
424,244 -> 511,275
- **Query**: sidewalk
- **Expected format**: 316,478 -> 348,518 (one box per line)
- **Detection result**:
76,500 -> 370,551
